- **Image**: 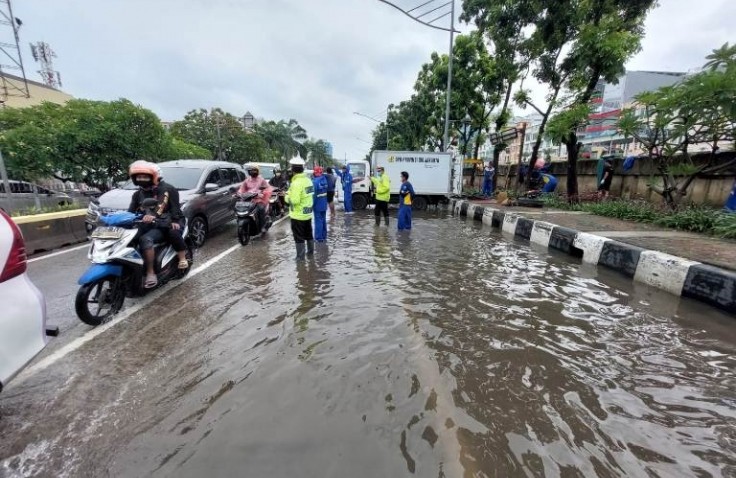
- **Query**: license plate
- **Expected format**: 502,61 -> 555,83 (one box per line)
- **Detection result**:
91,226 -> 126,239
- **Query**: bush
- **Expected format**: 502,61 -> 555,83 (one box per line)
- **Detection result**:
11,203 -> 84,217
541,195 -> 736,239
713,213 -> 736,239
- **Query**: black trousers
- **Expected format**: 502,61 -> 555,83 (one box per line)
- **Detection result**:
374,200 -> 389,219
137,223 -> 187,252
291,218 -> 313,244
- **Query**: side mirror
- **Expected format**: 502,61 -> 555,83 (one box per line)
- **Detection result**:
204,183 -> 219,193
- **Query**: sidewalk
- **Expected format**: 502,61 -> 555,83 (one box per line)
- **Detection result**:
455,198 -> 735,315
469,199 -> 736,272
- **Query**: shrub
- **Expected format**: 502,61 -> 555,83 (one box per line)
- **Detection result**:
713,213 -> 736,239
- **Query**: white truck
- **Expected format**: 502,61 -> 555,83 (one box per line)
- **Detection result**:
340,150 -> 461,210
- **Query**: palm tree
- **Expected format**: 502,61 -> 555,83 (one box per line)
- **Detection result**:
704,42 -> 736,71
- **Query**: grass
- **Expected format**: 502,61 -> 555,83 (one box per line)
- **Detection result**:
10,203 -> 85,217
542,195 -> 736,239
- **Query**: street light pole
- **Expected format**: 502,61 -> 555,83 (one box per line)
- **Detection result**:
375,0 -> 457,152
442,0 -> 455,153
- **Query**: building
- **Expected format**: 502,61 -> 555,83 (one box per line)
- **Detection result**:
324,141 -> 334,158
579,70 -> 685,159
0,72 -> 73,108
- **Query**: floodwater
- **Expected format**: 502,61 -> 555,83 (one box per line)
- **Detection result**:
1,210 -> 735,478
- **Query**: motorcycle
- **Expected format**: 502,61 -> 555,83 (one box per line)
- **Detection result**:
232,186 -> 272,246
75,198 -> 194,326
269,187 -> 286,219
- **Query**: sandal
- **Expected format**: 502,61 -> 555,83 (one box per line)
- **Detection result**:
144,274 -> 158,289
178,259 -> 189,270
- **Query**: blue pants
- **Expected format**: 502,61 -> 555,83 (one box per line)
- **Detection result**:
314,210 -> 327,241
398,206 -> 412,230
343,190 -> 353,212
482,179 -> 493,196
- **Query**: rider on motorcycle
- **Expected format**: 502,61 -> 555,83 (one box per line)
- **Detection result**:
269,167 -> 288,189
238,165 -> 272,232
127,160 -> 189,289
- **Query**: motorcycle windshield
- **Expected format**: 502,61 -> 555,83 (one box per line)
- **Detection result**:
100,211 -> 138,227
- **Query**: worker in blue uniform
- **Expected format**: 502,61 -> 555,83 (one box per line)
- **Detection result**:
398,171 -> 415,230
338,165 -> 354,213
312,166 -> 329,242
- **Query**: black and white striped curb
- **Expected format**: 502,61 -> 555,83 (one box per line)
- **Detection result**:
450,199 -> 736,315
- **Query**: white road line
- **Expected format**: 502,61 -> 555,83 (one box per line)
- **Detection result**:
28,243 -> 89,263
16,215 -> 289,382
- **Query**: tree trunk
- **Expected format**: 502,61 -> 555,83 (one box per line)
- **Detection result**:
492,146 -> 502,192
565,138 -> 580,202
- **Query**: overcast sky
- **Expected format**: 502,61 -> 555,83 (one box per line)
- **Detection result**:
14,0 -> 736,160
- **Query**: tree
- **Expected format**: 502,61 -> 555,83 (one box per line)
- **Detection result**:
0,99 -> 171,190
463,0 -> 657,193
304,138 -> 331,167
253,119 -> 308,165
169,108 -> 248,161
617,45 -> 736,208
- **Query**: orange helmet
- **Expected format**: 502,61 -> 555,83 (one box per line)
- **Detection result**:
129,160 -> 160,187
313,166 -> 324,177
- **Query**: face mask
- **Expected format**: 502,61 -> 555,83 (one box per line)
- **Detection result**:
249,172 -> 258,177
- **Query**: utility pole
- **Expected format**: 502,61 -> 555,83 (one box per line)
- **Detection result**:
375,0 -> 457,152
442,0 -> 455,153
0,150 -> 13,213
515,123 -> 527,192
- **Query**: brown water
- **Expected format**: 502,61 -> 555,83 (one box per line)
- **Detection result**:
1,211 -> 735,477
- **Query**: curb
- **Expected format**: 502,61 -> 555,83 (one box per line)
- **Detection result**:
451,199 -> 735,315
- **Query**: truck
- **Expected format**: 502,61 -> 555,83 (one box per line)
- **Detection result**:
339,150 -> 461,211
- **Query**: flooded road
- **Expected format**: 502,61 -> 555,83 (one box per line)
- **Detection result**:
2,210 -> 735,477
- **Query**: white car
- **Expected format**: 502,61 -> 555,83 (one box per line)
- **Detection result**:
0,210 -> 55,392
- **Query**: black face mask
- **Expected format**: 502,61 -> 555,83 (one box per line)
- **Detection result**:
248,172 -> 258,178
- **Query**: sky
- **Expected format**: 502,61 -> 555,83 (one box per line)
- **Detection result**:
11,0 -> 736,161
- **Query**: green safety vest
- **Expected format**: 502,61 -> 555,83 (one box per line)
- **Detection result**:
285,173 -> 314,220
371,174 -> 391,202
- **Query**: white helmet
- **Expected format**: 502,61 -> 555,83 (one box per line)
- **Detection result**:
289,154 -> 306,166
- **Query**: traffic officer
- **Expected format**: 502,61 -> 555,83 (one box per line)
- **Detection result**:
312,166 -> 329,242
284,154 -> 314,259
370,165 -> 390,226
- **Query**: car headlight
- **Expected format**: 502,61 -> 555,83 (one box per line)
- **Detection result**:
88,201 -> 99,212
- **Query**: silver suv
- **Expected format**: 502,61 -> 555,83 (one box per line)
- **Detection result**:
86,160 -> 246,247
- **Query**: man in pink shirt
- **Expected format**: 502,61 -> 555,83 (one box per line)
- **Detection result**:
238,165 -> 272,232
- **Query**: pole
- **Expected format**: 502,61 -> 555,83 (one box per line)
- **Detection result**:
441,0 -> 454,152
515,123 -> 527,192
0,150 -> 13,213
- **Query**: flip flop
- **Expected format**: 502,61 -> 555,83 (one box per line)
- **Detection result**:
144,274 -> 158,288
178,259 -> 189,270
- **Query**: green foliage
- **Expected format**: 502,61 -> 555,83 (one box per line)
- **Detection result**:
303,138 -> 331,167
713,213 -> 736,239
543,195 -> 736,238
617,44 -> 736,208
0,99 -> 170,189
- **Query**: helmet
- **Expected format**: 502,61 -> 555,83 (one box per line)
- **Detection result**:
289,154 -> 306,166
129,160 -> 159,186
313,166 -> 324,177
246,164 -> 260,174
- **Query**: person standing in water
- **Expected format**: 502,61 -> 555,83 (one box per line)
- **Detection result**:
398,171 -> 415,231
284,155 -> 314,259
312,166 -> 329,242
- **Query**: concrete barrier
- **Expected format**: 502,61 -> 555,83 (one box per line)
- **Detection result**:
13,209 -> 88,255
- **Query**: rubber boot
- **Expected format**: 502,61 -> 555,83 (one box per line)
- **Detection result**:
296,243 -> 306,260
306,240 -> 315,256
375,215 -> 381,226
384,216 -> 389,227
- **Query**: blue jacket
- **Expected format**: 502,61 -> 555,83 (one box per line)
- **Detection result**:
399,181 -> 415,208
312,175 -> 329,212
338,168 -> 353,193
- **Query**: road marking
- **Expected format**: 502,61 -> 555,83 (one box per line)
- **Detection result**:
16,215 -> 289,381
28,243 -> 89,263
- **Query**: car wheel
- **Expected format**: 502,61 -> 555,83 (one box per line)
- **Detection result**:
412,196 -> 428,211
189,216 -> 208,248
352,194 -> 368,210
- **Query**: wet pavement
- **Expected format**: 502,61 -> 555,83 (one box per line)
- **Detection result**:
2,210 -> 736,477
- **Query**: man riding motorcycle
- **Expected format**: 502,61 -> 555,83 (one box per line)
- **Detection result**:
127,160 -> 189,289
269,167 -> 288,189
238,165 -> 272,232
